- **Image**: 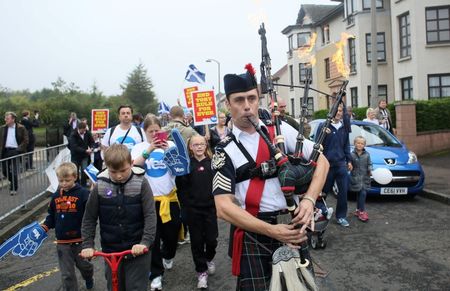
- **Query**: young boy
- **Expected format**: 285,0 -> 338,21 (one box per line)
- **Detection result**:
349,136 -> 372,222
81,143 -> 157,291
41,162 -> 94,290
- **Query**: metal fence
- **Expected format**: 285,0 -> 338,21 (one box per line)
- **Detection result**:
0,144 -> 67,221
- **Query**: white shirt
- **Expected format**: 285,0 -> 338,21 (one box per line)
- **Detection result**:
224,121 -> 314,212
102,125 -> 146,151
131,141 -> 175,196
5,124 -> 19,148
363,118 -> 380,125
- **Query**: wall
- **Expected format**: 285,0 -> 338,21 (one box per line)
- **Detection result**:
395,101 -> 450,156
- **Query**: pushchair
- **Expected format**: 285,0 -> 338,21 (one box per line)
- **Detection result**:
307,192 -> 332,249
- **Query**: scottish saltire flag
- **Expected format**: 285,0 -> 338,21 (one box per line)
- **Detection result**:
185,64 -> 206,84
158,101 -> 171,114
0,221 -> 48,259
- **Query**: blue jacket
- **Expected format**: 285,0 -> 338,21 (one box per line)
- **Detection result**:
42,184 -> 89,243
318,121 -> 352,167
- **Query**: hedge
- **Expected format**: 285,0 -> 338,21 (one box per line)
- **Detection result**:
312,98 -> 450,133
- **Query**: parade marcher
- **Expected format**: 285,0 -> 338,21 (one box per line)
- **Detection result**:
374,99 -> 394,134
363,108 -> 380,125
20,110 -> 39,170
81,144 -> 156,291
349,136 -> 372,222
275,98 -> 311,139
0,112 -> 28,195
176,135 -> 218,289
209,112 -> 231,150
163,105 -> 198,245
68,122 -> 94,187
41,162 -> 94,290
347,105 -> 356,120
317,103 -> 353,227
212,67 -> 329,290
163,106 -> 198,144
63,112 -> 80,139
101,105 -> 145,152
131,115 -> 182,291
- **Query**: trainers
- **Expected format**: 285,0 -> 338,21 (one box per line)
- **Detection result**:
326,207 -> 334,220
163,258 -> 173,270
337,217 -> 349,227
150,276 -> 162,290
85,278 -> 94,290
358,211 -> 369,222
178,232 -> 190,245
197,272 -> 208,289
206,261 -> 216,275
10,191 -> 17,196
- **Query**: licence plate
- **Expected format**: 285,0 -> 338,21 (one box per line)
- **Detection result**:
380,188 -> 408,195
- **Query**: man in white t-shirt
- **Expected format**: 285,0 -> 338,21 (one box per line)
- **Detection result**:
101,105 -> 146,152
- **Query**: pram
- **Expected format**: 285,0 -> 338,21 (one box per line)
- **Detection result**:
307,192 -> 332,249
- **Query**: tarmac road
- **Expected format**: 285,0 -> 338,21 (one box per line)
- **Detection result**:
0,193 -> 449,291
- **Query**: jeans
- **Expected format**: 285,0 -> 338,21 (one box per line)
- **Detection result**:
323,165 -> 349,219
357,189 -> 367,211
72,157 -> 89,187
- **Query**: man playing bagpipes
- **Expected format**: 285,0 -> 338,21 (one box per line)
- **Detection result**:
212,64 -> 329,291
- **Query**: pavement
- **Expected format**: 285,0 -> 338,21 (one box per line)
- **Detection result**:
418,149 -> 450,204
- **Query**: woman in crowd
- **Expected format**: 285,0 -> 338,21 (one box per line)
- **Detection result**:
131,114 -> 182,291
209,111 -> 230,150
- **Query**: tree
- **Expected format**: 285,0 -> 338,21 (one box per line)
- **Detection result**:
121,63 -> 158,114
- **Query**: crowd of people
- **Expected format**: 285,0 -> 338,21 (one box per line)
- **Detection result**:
1,65 -> 399,290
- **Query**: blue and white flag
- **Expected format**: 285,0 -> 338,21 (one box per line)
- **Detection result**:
84,164 -> 99,183
0,221 -> 48,259
158,101 -> 171,114
185,64 -> 206,84
163,128 -> 190,176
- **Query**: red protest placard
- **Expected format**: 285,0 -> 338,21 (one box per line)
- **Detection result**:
184,86 -> 198,108
91,109 -> 109,132
192,90 -> 218,126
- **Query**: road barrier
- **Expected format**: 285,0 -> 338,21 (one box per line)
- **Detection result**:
0,144 -> 67,222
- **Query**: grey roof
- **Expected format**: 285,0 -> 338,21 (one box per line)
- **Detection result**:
296,4 -> 339,25
282,3 -> 342,34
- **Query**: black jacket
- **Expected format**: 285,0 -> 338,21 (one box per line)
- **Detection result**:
69,130 -> 94,162
176,157 -> 215,209
42,184 -> 89,243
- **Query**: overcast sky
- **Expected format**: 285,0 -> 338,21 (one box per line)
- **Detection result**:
0,0 -> 337,107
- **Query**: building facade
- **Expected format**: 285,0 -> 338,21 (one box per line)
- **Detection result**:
279,0 -> 450,116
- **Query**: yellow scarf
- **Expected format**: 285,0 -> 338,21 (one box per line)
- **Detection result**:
153,188 -> 179,224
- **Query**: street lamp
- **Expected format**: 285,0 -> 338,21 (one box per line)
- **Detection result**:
206,58 -> 221,94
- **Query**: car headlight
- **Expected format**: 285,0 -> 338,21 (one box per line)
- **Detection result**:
407,151 -> 418,164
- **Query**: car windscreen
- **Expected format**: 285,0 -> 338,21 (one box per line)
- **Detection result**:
350,124 -> 401,147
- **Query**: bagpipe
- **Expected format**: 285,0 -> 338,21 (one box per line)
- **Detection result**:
257,23 -> 349,291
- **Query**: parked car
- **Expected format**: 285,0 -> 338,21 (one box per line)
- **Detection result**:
309,119 -> 425,197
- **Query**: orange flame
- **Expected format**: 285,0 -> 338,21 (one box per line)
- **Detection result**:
297,32 -> 317,66
331,32 -> 355,79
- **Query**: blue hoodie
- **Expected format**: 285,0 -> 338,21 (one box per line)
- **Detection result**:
318,121 -> 352,167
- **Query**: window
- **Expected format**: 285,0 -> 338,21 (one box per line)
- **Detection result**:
366,32 -> 386,62
325,58 -> 330,79
321,25 -> 330,44
291,98 -> 296,117
350,87 -> 358,107
368,85 -> 387,105
300,97 -> 314,117
346,0 -> 356,25
289,65 -> 294,90
401,77 -> 413,100
288,35 -> 294,51
348,38 -> 356,73
299,63 -> 312,84
399,13 -> 411,58
363,0 -> 383,10
428,74 -> 450,98
297,32 -> 311,47
426,6 -> 450,44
